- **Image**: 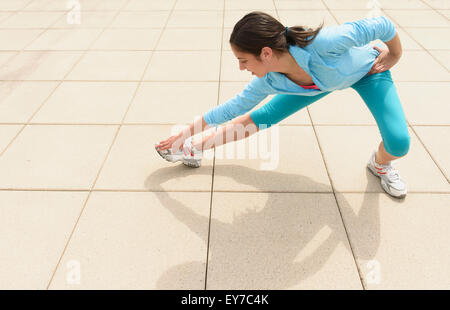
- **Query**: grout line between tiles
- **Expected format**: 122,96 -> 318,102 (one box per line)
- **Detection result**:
0,8 -> 22,24
316,2 -> 339,25
418,0 -> 450,20
19,49 -> 223,52
379,8 -> 450,184
0,8 -> 445,13
403,27 -> 450,29
0,10 -> 74,157
418,49 -> 450,51
204,0 -> 225,292
0,188 -> 448,194
4,123 -> 448,128
381,9 -> 450,74
308,105 -> 368,290
2,25 -> 446,30
5,0 -> 35,12
206,190 -> 450,194
1,79 -> 449,82
333,2 -> 449,287
1,1 -> 447,289
2,47 -> 446,52
23,10 -> 225,12
43,0 -> 142,290
1,22 -> 442,31
0,26 -> 225,30
311,0 -> 368,291
409,126 -> 450,183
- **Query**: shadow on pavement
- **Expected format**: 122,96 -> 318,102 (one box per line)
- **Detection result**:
145,164 -> 381,289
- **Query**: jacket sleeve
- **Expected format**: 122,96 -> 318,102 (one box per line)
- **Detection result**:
316,16 -> 397,55
203,77 -> 269,126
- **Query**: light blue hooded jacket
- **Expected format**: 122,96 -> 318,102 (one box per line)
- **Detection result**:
204,16 -> 397,126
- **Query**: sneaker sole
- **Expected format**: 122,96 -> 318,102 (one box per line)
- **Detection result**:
367,164 -> 406,199
155,147 -> 182,163
183,158 -> 201,168
155,148 -> 168,160
155,146 -> 201,167
381,179 -> 406,199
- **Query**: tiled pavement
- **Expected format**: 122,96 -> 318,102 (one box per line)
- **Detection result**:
0,0 -> 449,290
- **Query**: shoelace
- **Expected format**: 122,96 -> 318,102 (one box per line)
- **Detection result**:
167,139 -> 197,157
383,164 -> 400,182
182,139 -> 194,157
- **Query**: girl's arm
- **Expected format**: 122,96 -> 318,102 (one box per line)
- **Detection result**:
156,78 -> 268,152
368,32 -> 402,75
203,77 -> 269,126
315,16 -> 397,56
180,116 -> 211,140
156,116 -> 211,152
384,32 -> 402,57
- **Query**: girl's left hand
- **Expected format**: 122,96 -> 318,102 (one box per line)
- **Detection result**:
368,46 -> 401,75
155,132 -> 184,152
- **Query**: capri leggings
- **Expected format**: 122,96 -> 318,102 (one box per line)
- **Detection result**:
249,70 -> 410,157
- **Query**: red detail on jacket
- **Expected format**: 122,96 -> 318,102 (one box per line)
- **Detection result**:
299,83 -> 320,90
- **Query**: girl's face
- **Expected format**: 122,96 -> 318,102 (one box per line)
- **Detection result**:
231,45 -> 272,78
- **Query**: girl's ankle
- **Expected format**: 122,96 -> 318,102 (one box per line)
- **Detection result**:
375,152 -> 389,166
191,139 -> 202,151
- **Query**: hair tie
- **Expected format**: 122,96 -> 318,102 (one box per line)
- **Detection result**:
285,26 -> 289,36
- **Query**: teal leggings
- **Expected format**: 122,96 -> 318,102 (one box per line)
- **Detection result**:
249,70 -> 410,157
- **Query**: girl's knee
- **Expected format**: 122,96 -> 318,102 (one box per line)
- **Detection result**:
249,111 -> 273,130
386,132 -> 410,157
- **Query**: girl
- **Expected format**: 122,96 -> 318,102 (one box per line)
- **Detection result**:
155,12 -> 410,199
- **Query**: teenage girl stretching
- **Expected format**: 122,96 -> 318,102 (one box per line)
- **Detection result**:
155,12 -> 410,199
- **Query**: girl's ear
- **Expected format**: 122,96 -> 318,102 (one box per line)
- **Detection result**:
260,46 -> 273,61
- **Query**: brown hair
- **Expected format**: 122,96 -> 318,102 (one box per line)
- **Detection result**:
229,11 -> 323,58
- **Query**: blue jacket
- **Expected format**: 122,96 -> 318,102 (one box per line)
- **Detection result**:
204,16 -> 397,126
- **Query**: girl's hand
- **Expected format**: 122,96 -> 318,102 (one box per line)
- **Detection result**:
368,46 -> 401,75
155,132 -> 185,152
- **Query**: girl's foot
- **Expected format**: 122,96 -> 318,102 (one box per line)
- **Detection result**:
155,137 -> 202,168
367,151 -> 407,198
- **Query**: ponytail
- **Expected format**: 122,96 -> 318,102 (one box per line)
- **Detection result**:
285,24 -> 323,48
230,11 -> 323,57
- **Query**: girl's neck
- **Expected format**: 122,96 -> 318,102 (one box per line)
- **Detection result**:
276,50 -> 306,76
275,50 -> 314,85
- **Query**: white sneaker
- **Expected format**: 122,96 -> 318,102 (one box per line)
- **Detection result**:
367,151 -> 407,199
155,137 -> 202,168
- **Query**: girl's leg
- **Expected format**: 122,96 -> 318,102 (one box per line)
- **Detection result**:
377,141 -> 399,165
192,113 -> 257,150
351,70 -> 410,165
192,92 -> 331,150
